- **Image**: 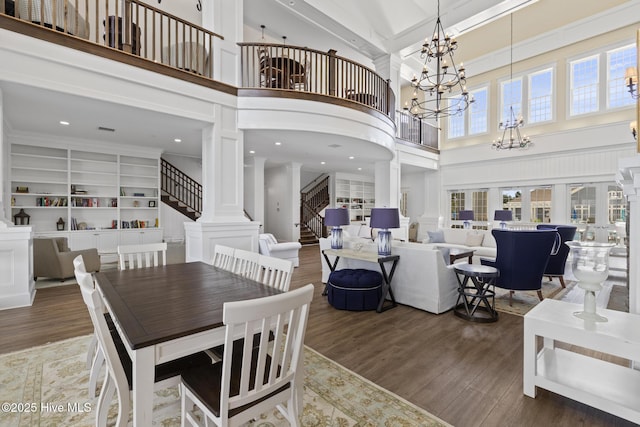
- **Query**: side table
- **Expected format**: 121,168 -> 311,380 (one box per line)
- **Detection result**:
453,263 -> 499,322
449,248 -> 475,264
321,248 -> 399,313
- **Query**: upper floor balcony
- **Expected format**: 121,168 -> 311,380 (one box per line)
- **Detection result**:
0,0 -> 437,151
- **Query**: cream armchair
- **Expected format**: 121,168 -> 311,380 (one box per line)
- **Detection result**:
34,237 -> 100,280
258,233 -> 301,267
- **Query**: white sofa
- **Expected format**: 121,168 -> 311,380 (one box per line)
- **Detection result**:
258,233 -> 301,267
319,237 -> 459,314
422,228 -> 496,264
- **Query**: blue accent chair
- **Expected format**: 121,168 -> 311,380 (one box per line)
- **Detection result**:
536,224 -> 577,288
480,229 -> 558,305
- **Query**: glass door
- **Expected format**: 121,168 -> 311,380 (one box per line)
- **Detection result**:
569,182 -> 625,244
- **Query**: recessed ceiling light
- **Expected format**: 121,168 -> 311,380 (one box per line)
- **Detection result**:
321,161 -> 326,165
349,156 -> 355,160
174,138 -> 182,143
59,121 -> 70,126
357,167 -> 362,171
275,142 -> 282,146
249,150 -> 255,154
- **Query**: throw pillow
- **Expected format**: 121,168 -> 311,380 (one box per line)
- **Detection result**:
465,232 -> 484,247
426,229 -> 445,244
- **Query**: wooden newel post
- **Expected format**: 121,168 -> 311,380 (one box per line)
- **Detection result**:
328,49 -> 337,96
386,79 -> 395,120
123,0 -> 132,54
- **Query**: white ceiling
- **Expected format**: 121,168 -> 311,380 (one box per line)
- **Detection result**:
2,0 -> 633,176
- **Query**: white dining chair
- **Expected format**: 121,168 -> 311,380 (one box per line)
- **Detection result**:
257,255 -> 294,291
180,283 -> 314,427
73,255 -> 103,398
117,242 -> 167,270
76,270 -> 211,427
212,244 -> 235,271
232,248 -> 260,280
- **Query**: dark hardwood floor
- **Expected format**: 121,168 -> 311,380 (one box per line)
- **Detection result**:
0,245 -> 634,427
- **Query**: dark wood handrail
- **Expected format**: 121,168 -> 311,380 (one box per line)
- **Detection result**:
300,176 -> 329,239
161,158 -> 202,216
238,42 -> 394,118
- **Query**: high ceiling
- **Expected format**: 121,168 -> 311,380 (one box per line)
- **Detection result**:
2,0 -> 636,175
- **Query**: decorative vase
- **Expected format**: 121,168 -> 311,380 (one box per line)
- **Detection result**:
566,241 -> 614,322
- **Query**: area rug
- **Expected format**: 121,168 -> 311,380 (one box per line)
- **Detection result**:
0,335 -> 450,427
493,280 -> 576,316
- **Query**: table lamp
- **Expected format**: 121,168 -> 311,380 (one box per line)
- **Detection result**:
324,208 -> 350,249
370,208 -> 400,256
494,209 -> 513,229
458,210 -> 474,229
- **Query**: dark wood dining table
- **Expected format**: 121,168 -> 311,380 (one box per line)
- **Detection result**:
94,262 -> 284,426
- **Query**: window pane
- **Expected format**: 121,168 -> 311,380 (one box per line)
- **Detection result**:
530,186 -> 551,222
607,185 -> 626,223
472,190 -> 488,223
469,88 -> 488,134
501,189 -> 522,221
450,191 -> 465,221
529,68 -> 553,123
570,56 -> 599,115
570,185 -> 596,224
608,45 -> 637,109
501,78 -> 522,123
448,97 -> 465,138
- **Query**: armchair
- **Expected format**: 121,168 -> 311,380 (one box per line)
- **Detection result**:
34,237 -> 100,280
480,229 -> 558,305
258,233 -> 301,267
536,224 -> 577,287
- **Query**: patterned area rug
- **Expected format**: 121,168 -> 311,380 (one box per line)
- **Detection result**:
493,279 -> 576,316
0,335 -> 450,427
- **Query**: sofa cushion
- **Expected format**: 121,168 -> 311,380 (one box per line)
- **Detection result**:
426,229 -> 445,243
465,232 -> 484,247
55,237 -> 69,253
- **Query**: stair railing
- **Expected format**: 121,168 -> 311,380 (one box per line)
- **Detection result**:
161,158 -> 202,216
300,175 -> 330,239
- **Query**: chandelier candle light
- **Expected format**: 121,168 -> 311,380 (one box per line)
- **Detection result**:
405,0 -> 473,120
370,208 -> 400,256
324,208 -> 350,249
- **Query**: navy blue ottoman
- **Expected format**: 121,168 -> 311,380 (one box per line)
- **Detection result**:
327,269 -> 383,311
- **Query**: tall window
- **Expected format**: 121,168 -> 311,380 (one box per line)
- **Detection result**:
607,44 -> 637,109
530,186 -> 551,222
570,55 -> 599,116
450,191 -> 465,220
500,77 -> 522,123
607,185 -> 626,223
569,185 -> 596,223
472,190 -> 488,222
447,97 -> 465,139
469,87 -> 488,134
501,188 -> 522,221
528,68 -> 553,123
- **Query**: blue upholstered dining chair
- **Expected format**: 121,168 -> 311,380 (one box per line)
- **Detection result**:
536,224 -> 577,288
481,229 -> 558,305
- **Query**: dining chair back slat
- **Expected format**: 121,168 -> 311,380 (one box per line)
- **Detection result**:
232,248 -> 260,280
257,255 -> 294,291
118,242 -> 167,270
212,244 -> 235,271
180,283 -> 314,427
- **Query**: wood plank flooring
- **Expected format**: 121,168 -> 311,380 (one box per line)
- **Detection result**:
0,245 -> 634,426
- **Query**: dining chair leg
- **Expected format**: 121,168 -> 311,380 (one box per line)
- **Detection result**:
96,375 -> 114,427
87,334 -> 97,369
88,346 -> 104,397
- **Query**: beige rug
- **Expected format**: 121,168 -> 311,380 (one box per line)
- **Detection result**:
493,280 -> 576,316
0,335 -> 451,427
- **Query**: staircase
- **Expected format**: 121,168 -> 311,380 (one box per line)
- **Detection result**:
300,175 -> 330,245
161,158 -> 202,221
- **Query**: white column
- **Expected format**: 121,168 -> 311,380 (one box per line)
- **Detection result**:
244,156 -> 265,228
552,183 -> 568,224
617,156 -> 640,314
289,163 -> 301,243
205,0 -> 242,86
185,105 -> 259,262
375,159 -> 408,240
372,54 -> 402,111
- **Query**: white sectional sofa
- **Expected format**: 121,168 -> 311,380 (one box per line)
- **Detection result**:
319,237 -> 459,314
422,228 -> 497,264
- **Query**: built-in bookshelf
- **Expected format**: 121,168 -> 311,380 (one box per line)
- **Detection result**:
335,177 -> 375,221
10,144 -> 161,238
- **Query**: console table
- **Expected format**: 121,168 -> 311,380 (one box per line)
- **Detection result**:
322,248 -> 399,312
524,299 -> 640,424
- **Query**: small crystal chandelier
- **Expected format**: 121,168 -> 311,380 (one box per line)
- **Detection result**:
405,0 -> 473,120
492,13 -> 532,150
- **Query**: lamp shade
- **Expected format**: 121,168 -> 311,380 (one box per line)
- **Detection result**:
370,208 -> 400,229
494,210 -> 513,221
324,208 -> 350,227
458,210 -> 474,221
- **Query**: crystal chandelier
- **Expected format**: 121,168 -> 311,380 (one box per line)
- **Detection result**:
405,0 -> 473,120
491,13 -> 532,150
